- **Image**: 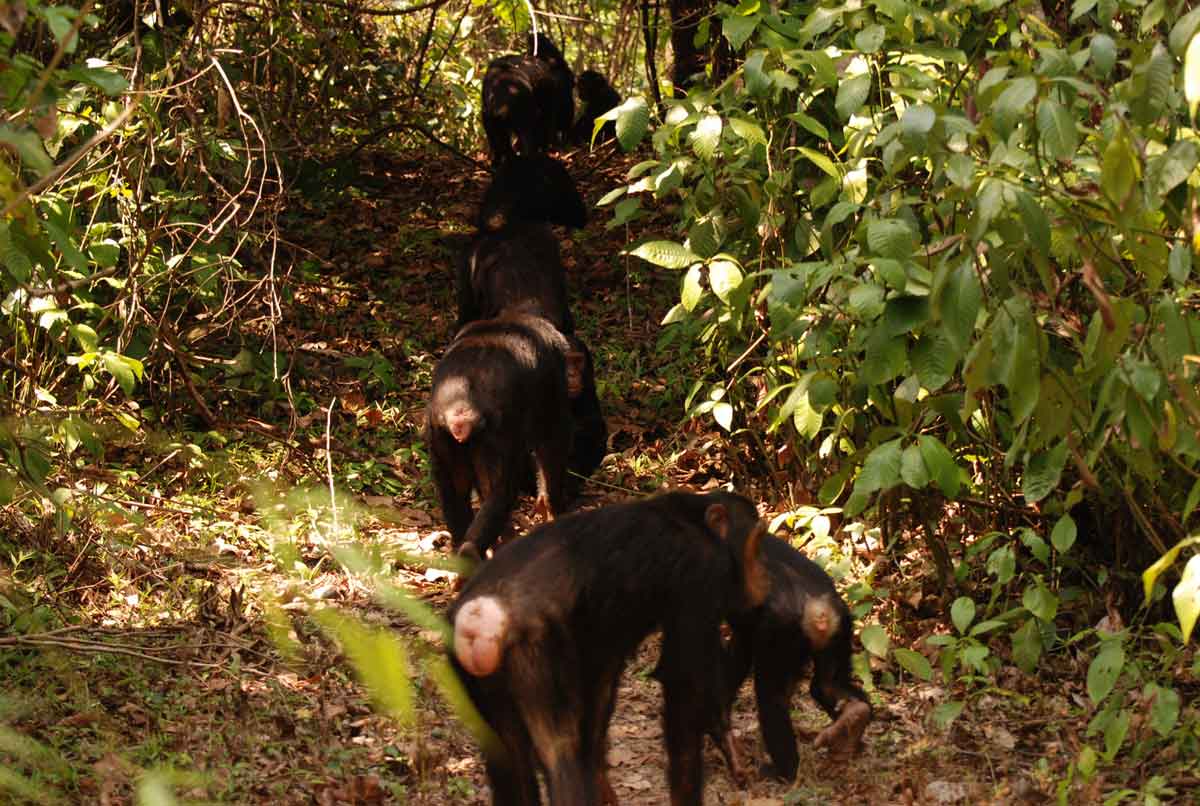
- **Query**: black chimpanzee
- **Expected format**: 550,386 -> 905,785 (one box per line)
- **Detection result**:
449,490 -> 770,806
482,33 -> 575,163
425,311 -> 571,562
563,334 -> 606,486
722,536 -> 873,780
455,221 -> 573,335
572,70 -> 621,146
476,153 -> 587,234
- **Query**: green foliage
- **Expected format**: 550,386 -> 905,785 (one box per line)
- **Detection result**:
611,0 -> 1200,644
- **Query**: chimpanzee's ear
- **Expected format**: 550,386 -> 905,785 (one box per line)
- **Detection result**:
704,503 -> 730,539
742,524 -> 770,608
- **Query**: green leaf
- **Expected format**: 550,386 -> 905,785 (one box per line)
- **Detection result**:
1016,191 -> 1051,259
1101,131 -> 1140,208
1023,580 -> 1059,622
901,444 -> 930,489
992,77 -> 1037,135
945,153 -> 974,189
1012,618 -> 1043,673
911,330 -> 955,391
1021,528 -> 1050,565
1086,641 -> 1125,704
1022,440 -> 1068,503
723,14 -> 760,50
103,353 -> 137,395
918,435 -> 960,498
868,219 -> 915,259
931,700 -> 965,730
713,401 -> 734,431
901,104 -> 936,141
1037,99 -> 1078,161
614,97 -> 650,152
860,623 -> 890,657
626,240 -> 700,269
708,260 -> 743,302
988,545 -> 1016,584
951,597 -> 976,634
314,610 -> 413,723
854,24 -> 886,53
0,124 -> 53,175
836,73 -> 871,120
1051,514 -> 1077,554
1145,683 -> 1181,736
1173,554 -> 1200,642
1103,709 -> 1129,760
855,438 -> 904,494
1149,141 -> 1199,198
1169,243 -> 1192,284
681,265 -> 704,310
64,64 -> 128,96
691,114 -> 723,160
939,258 -> 981,354
893,648 -> 932,680
728,117 -> 766,146
798,146 -> 840,180
1091,34 -> 1117,76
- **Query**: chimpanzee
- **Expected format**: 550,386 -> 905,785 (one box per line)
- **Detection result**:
425,311 -> 571,561
482,33 -> 575,163
449,490 -> 770,805
476,153 -> 587,233
563,334 -> 606,486
455,221 -> 573,335
721,536 -> 873,780
572,70 -> 621,146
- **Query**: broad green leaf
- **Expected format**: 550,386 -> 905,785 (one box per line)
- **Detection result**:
855,24 -> 886,53
1016,191 -> 1051,259
1037,99 -> 1078,161
708,260 -> 743,302
931,700 -> 964,729
798,146 -> 840,180
1086,641 -> 1125,704
901,104 -> 936,140
992,77 -> 1037,135
855,438 -> 904,494
723,14 -> 760,50
918,435 -> 960,498
314,610 -> 413,723
911,330 -> 955,391
836,73 -> 871,120
728,117 -> 766,145
1103,709 -> 1129,760
868,219 -> 915,259
901,444 -> 930,489
0,124 -> 53,175
893,648 -> 932,680
988,545 -> 1016,584
945,153 -> 974,189
713,401 -> 734,431
626,240 -> 700,269
951,597 -> 976,634
682,265 -> 704,310
1171,7 -> 1200,56
614,97 -> 650,152
64,65 -> 128,96
1012,618 -> 1043,672
1023,580 -> 1059,622
939,258 -> 981,354
691,114 -> 723,160
1051,514 -> 1077,554
1091,34 -> 1117,76
1149,141 -> 1199,198
1021,528 -> 1050,565
1145,683 -> 1181,735
1173,554 -> 1200,642
1022,440 -> 1068,503
1169,243 -> 1192,284
103,353 -> 137,395
860,623 -> 890,657
1101,131 -> 1140,208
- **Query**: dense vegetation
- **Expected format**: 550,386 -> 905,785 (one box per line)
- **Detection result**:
1,0 -> 1198,803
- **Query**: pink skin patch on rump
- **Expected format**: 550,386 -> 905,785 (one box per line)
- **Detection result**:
454,596 -> 509,677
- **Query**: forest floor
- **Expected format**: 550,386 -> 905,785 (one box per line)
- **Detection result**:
2,145 -> 1193,805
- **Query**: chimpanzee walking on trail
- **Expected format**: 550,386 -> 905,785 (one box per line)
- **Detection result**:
425,311 -> 572,562
482,33 -> 575,163
721,536 -> 873,780
449,490 -> 771,805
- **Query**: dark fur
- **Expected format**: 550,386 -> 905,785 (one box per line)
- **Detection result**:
426,312 -> 572,559
724,536 -> 873,779
477,154 -> 587,233
572,70 -> 621,145
482,33 -> 575,163
449,490 -> 770,805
